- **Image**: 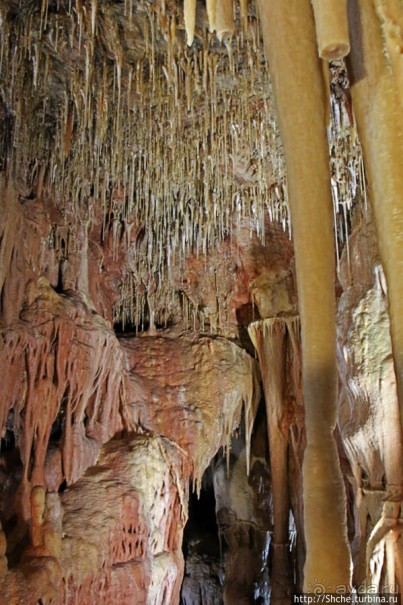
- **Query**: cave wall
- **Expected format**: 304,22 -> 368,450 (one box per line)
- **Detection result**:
1,168 -> 401,603
0,172 -> 277,604
337,211 -> 403,591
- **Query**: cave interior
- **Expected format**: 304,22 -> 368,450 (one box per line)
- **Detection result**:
0,0 -> 402,603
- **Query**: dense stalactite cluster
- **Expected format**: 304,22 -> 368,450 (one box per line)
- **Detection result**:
0,0 -> 285,333
0,0 -> 364,334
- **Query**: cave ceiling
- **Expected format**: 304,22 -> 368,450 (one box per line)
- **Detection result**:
0,0 -> 364,335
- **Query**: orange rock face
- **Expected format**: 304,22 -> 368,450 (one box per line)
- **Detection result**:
121,330 -> 260,487
0,178 -> 274,603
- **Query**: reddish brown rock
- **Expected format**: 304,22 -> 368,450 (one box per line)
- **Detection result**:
121,330 -> 261,489
0,278 -> 125,514
0,436 -> 188,605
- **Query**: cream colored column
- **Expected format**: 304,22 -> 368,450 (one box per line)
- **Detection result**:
256,0 -> 351,590
347,0 -> 403,501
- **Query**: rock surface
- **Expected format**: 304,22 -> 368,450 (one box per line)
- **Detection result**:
337,213 -> 403,590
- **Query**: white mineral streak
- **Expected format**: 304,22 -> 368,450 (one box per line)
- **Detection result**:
256,0 -> 351,589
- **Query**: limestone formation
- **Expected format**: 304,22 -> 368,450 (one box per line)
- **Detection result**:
0,1 -> 402,603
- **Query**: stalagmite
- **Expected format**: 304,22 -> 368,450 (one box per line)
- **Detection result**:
184,0 -> 196,46
256,0 -> 351,590
347,0 -> 403,503
311,0 -> 350,60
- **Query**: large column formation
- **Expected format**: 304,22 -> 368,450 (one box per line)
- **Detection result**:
256,0 -> 351,590
347,0 -> 403,494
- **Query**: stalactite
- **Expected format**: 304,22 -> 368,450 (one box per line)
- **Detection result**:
248,318 -> 293,602
256,0 -> 351,590
240,0 -> 248,32
346,0 -> 403,525
0,1 -> 363,334
311,0 -> 350,60
215,0 -> 234,42
206,0 -> 217,33
184,0 -> 196,46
